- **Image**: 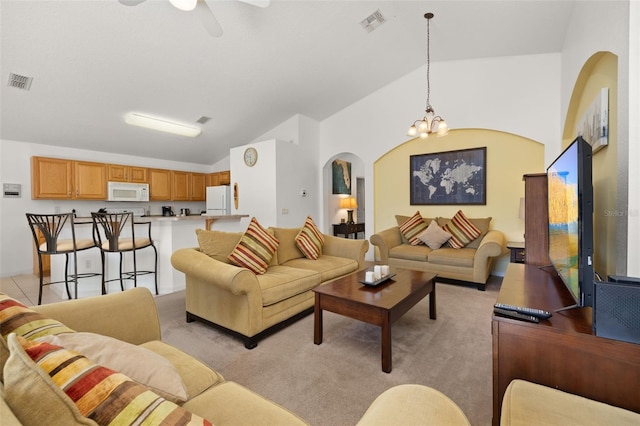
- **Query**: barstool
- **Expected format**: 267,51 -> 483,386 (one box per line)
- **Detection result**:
91,211 -> 158,294
26,212 -> 102,304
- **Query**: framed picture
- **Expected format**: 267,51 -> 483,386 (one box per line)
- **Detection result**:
576,87 -> 608,154
410,147 -> 486,205
332,159 -> 351,194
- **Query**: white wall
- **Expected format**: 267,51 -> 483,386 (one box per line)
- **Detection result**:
0,139 -> 210,277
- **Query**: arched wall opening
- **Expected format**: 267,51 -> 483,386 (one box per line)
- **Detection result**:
322,153 -> 366,233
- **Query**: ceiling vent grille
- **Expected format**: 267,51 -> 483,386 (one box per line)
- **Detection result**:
196,116 -> 211,124
360,9 -> 386,33
7,73 -> 33,91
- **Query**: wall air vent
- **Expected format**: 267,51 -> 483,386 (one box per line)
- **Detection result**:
196,116 -> 212,124
360,9 -> 386,33
7,73 -> 33,90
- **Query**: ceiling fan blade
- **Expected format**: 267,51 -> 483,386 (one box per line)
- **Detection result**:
237,0 -> 270,8
118,0 -> 146,6
198,0 -> 223,38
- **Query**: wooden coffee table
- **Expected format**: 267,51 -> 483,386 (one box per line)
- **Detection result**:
313,267 -> 437,373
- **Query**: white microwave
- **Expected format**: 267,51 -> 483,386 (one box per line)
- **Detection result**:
107,182 -> 149,202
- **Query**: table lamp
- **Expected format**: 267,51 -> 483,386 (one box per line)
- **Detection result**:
340,197 -> 357,224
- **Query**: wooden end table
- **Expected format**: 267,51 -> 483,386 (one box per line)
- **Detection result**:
313,268 -> 437,373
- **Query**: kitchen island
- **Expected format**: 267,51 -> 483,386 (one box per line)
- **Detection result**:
50,214 -> 249,299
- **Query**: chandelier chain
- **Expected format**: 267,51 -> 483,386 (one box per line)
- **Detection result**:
425,13 -> 431,113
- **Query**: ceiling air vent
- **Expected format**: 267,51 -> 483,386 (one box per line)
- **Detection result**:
196,116 -> 211,124
7,73 -> 33,91
360,9 -> 386,33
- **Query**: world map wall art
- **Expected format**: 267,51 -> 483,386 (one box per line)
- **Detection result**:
410,147 -> 486,205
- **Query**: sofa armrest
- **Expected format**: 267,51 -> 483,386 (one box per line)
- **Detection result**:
474,230 -> 506,262
322,235 -> 370,269
171,248 -> 259,296
31,287 -> 161,345
369,227 -> 403,264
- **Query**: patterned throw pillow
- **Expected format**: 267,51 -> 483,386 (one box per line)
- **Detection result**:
399,211 -> 429,245
228,217 -> 280,274
6,335 -> 212,426
417,220 -> 453,250
0,293 -> 75,380
443,210 -> 482,249
295,216 -> 325,260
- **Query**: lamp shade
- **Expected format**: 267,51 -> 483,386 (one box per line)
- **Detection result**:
340,197 -> 357,209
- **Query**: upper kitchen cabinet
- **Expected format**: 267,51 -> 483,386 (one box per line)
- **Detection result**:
172,172 -> 206,201
191,173 -> 206,201
107,164 -> 148,183
149,168 -> 172,201
31,157 -> 106,200
205,170 -> 230,187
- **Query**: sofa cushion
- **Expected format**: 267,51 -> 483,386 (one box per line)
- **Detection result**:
257,265 -> 321,307
417,220 -> 453,249
389,244 -> 431,262
428,247 -> 475,267
441,210 -> 482,249
196,228 -> 242,263
0,293 -> 75,380
36,332 -> 188,403
140,340 -> 225,399
437,216 -> 491,249
283,255 -> 359,282
295,216 -> 325,260
5,334 -> 212,426
271,227 -> 305,264
398,211 -> 430,245
229,217 -> 279,275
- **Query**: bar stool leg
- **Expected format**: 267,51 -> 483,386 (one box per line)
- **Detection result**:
37,253 -> 44,305
152,244 -> 158,295
64,253 -> 72,300
99,250 -> 106,295
132,249 -> 138,288
118,252 -> 125,291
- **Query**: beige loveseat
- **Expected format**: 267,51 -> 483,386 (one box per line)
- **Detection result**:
171,227 -> 369,349
0,288 -> 472,426
370,215 -> 505,290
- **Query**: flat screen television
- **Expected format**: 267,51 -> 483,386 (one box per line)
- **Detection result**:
547,136 -> 594,310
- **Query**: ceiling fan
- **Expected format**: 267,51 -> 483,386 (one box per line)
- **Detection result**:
119,0 -> 270,38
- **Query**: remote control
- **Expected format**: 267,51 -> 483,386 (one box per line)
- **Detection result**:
494,303 -> 553,319
493,307 -> 539,323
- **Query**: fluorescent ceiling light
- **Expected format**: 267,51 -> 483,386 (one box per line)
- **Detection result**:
169,0 -> 197,11
125,112 -> 202,137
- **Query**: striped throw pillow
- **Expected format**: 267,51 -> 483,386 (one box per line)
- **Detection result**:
443,210 -> 482,249
295,216 -> 325,260
228,217 -> 279,274
9,335 -> 211,426
398,211 -> 429,245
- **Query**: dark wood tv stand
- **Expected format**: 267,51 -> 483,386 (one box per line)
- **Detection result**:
492,263 -> 640,425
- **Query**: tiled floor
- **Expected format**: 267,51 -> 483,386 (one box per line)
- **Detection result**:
0,274 -> 141,306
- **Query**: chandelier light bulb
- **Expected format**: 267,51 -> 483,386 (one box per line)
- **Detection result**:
169,0 -> 197,11
437,120 -> 448,135
418,120 -> 429,132
420,132 -> 429,139
407,125 -> 417,137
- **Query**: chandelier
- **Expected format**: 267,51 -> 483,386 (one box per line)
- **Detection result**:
407,12 -> 448,139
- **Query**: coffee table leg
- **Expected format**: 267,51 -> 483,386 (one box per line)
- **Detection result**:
429,281 -> 437,320
314,294 -> 323,345
381,315 -> 391,373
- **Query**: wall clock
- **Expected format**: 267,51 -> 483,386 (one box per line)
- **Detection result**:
243,147 -> 258,167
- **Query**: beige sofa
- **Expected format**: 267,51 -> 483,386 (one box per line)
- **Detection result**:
171,227 -> 369,348
0,288 -> 472,426
370,215 -> 505,290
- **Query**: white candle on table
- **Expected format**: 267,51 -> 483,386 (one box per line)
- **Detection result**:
365,271 -> 375,282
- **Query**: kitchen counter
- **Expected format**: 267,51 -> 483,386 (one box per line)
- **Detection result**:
138,214 -> 248,229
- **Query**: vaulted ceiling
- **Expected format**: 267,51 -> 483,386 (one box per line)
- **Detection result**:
1,0 -> 576,165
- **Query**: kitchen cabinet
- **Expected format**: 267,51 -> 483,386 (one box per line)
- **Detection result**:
205,170 -> 230,187
149,168 -> 172,201
31,157 -> 106,200
173,172 -> 206,201
171,171 -> 190,201
191,173 -> 206,201
107,164 -> 148,183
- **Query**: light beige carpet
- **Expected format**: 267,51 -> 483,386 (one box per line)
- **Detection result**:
155,276 -> 502,426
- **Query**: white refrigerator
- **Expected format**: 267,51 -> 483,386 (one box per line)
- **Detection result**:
206,186 -> 231,215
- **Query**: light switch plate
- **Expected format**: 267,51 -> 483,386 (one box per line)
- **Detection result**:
3,183 -> 21,198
